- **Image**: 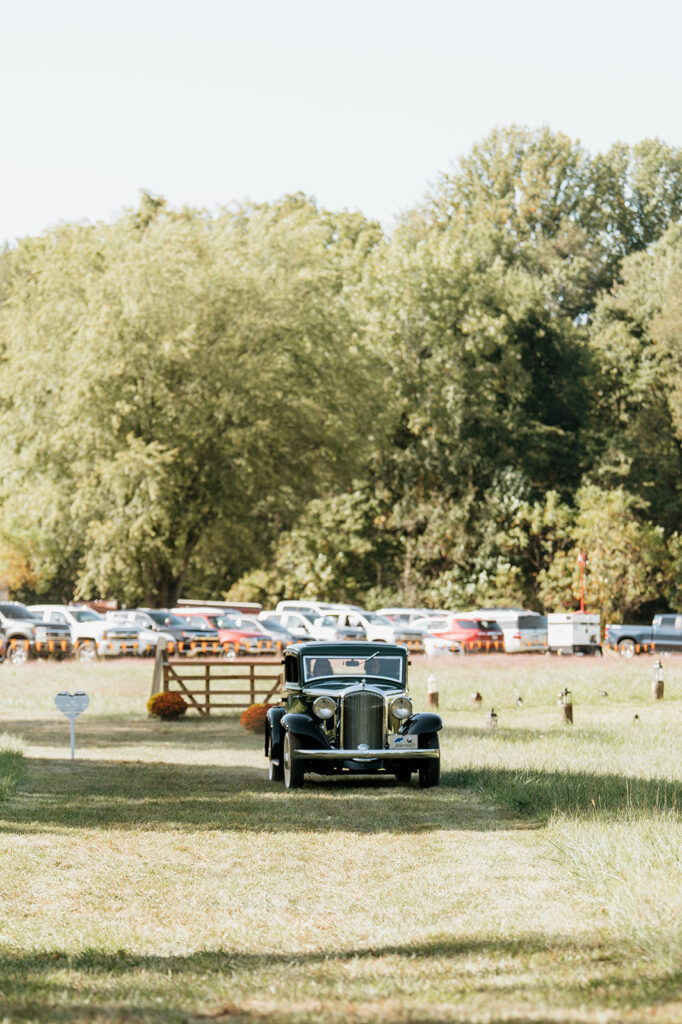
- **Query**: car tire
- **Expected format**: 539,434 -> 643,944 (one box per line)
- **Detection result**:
617,639 -> 636,658
283,730 -> 304,790
77,639 -> 98,663
394,766 -> 412,785
418,733 -> 440,789
8,640 -> 30,666
268,752 -> 284,782
223,643 -> 237,660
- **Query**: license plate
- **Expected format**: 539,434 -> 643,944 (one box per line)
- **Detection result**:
388,734 -> 418,750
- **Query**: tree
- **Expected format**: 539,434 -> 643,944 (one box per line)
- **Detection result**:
537,486 -> 669,623
0,195 -> 388,604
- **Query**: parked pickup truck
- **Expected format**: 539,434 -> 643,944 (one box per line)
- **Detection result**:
605,614 -> 682,657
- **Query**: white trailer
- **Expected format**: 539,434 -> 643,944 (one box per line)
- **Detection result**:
547,613 -> 602,655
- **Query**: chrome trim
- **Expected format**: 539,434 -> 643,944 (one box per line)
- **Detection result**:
295,748 -> 438,760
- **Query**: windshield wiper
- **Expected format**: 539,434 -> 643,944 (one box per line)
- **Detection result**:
364,651 -> 382,664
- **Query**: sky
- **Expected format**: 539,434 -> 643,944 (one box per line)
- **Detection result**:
2,0 -> 681,244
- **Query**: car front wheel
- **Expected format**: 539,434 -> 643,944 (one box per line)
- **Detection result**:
418,733 -> 440,789
8,640 -> 30,666
77,639 -> 98,662
283,730 -> 304,790
267,732 -> 284,782
617,639 -> 636,658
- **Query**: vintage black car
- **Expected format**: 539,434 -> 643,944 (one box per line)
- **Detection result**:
265,641 -> 442,789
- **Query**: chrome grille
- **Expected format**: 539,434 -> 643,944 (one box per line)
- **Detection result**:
342,690 -> 383,749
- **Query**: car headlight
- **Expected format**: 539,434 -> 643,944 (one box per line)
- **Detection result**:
312,696 -> 336,720
389,696 -> 412,721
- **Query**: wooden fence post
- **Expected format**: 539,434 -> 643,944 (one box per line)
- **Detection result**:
150,638 -> 169,704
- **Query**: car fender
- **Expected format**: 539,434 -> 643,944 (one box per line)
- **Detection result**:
281,712 -> 330,749
265,706 -> 286,757
403,712 -> 443,736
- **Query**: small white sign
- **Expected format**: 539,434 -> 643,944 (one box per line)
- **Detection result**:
55,691 -> 90,718
54,691 -> 89,759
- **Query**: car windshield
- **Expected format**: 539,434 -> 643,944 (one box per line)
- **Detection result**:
303,654 -> 404,684
70,609 -> 102,622
216,615 -> 239,628
233,617 -> 267,633
363,613 -> 391,625
0,603 -> 34,620
181,615 -> 211,629
261,619 -> 287,632
147,611 -> 185,627
313,616 -> 338,627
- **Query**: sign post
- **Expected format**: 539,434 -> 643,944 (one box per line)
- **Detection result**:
54,691 -> 90,759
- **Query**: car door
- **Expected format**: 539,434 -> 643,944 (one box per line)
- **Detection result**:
283,613 -> 314,639
653,615 -> 677,652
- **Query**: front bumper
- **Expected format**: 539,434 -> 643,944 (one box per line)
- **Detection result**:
296,747 -> 438,760
97,639 -> 140,656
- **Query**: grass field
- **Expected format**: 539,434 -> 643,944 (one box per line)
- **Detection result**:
1,652 -> 681,1023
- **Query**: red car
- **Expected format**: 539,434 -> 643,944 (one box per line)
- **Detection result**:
171,609 -> 277,657
411,615 -> 504,652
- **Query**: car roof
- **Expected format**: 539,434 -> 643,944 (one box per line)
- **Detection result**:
286,640 -> 408,659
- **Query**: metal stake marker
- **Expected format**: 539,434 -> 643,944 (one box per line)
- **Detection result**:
54,691 -> 90,759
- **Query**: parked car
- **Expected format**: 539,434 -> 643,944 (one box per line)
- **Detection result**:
107,609 -> 219,655
605,614 -> 679,657
377,607 -> 432,625
259,610 -> 349,642
0,601 -> 73,665
265,641 -> 442,789
229,615 -> 289,652
332,609 -> 425,652
410,614 -> 504,652
275,600 -> 338,618
171,609 -> 276,657
29,604 -> 140,661
246,614 -> 294,647
471,608 -> 547,653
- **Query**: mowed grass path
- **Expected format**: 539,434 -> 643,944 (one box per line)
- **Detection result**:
1,653 -> 681,1022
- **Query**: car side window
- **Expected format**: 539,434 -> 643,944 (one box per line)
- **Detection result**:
284,653 -> 299,684
52,612 -> 67,624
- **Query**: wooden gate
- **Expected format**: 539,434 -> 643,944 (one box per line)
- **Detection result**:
150,642 -> 282,716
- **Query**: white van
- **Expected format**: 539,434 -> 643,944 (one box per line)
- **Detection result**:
275,600 -> 337,618
472,607 -> 547,653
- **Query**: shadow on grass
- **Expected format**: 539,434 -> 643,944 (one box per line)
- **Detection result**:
2,716 -> 254,752
0,937 -> 680,1023
444,765 -> 682,817
1,750 -> 679,835
0,756 -> 515,835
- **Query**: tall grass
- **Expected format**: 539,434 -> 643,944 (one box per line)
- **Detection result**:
548,807 -> 682,969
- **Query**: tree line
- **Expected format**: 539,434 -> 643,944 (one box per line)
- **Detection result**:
2,126 -> 682,624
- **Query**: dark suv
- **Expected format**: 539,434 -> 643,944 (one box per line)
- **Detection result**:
107,608 -> 220,656
0,601 -> 73,665
265,642 -> 442,790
